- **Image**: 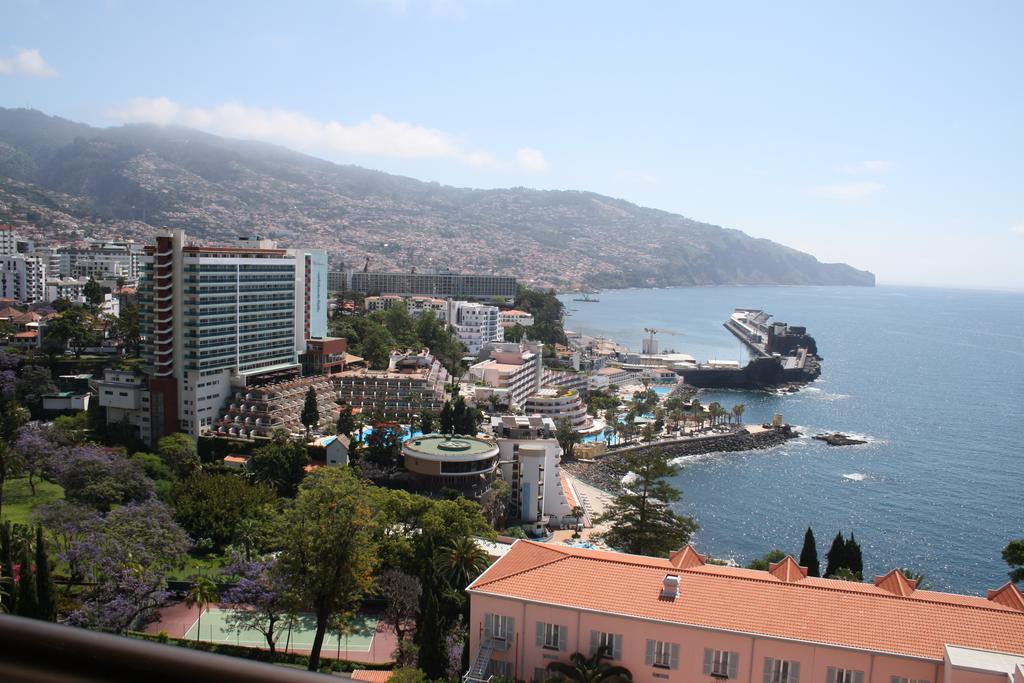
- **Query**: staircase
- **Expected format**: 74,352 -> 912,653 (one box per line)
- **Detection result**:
463,637 -> 496,683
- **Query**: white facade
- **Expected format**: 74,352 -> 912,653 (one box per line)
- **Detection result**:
46,277 -> 89,303
522,388 -> 591,429
499,309 -> 535,327
491,415 -> 572,531
94,368 -> 153,446
451,302 -> 503,354
0,226 -> 19,256
0,254 -> 47,304
41,239 -> 144,286
469,341 -> 543,408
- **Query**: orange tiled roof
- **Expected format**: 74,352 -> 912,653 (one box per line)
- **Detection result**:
468,541 -> 1024,661
350,670 -> 394,682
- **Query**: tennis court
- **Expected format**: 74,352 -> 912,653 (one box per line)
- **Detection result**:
183,608 -> 378,653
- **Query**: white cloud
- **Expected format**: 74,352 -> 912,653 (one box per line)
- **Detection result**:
860,160 -> 892,170
517,147 -> 547,172
813,181 -> 884,201
0,48 -> 58,78
838,160 -> 893,173
106,97 -> 495,166
1010,224 -> 1024,235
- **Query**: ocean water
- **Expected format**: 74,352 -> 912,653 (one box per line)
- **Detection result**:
559,285 -> 1024,595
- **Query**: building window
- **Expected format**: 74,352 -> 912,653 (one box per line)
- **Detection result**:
536,622 -> 566,651
590,631 -> 623,660
764,658 -> 800,683
646,640 -> 679,670
704,649 -> 739,678
828,669 -> 864,683
484,614 -> 515,649
488,659 -> 513,679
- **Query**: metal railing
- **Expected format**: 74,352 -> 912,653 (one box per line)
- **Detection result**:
0,614 -> 332,682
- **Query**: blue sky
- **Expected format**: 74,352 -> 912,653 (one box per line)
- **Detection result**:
3,1 -> 1022,289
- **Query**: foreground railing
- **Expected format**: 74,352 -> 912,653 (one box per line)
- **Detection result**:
0,615 -> 329,682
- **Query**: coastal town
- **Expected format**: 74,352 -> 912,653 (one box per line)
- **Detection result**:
0,223 -> 1021,683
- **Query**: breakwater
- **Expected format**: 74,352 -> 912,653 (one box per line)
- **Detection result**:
563,426 -> 798,493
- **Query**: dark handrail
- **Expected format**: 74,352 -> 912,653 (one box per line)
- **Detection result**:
0,614 -> 332,682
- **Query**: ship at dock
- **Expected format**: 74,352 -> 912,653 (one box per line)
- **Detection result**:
573,293 -> 600,302
679,309 -> 822,390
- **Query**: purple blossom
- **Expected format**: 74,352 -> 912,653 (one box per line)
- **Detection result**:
50,444 -> 153,512
0,369 -> 16,398
65,500 -> 191,633
220,554 -> 294,651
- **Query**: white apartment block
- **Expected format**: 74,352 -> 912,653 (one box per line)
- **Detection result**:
0,225 -> 19,256
39,239 -> 144,286
491,415 -> 573,532
0,254 -> 47,304
451,301 -> 503,354
522,387 -> 591,429
94,368 -> 154,446
46,277 -> 89,303
137,230 -> 327,441
333,349 -> 451,421
469,342 -> 543,408
499,309 -> 535,327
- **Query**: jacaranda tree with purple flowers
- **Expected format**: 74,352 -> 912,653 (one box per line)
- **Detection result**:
220,554 -> 296,655
50,445 -> 153,512
13,423 -> 56,496
65,499 -> 191,633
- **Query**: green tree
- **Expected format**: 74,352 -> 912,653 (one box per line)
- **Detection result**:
250,431 -> 310,497
16,543 -> 38,619
595,450 -> 698,557
360,324 -> 397,369
731,404 -> 745,425
546,646 -> 633,682
419,410 -> 435,435
1002,539 -> 1024,583
0,440 -> 26,520
300,387 -> 320,435
747,549 -> 787,571
156,433 -> 200,479
275,467 -> 379,672
830,567 -> 861,582
43,306 -> 99,358
172,472 -> 277,551
434,535 -> 490,591
556,418 -> 582,461
844,534 -> 864,580
185,576 -> 219,642
111,302 -> 142,355
389,668 -> 428,683
899,569 -> 932,590
83,277 -> 103,308
336,403 -> 356,441
440,401 -> 454,434
824,532 -> 846,578
34,526 -> 55,621
799,527 -> 820,577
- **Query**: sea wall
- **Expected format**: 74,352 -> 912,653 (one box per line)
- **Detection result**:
562,426 -> 798,492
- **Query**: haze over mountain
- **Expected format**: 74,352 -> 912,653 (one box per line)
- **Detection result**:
0,108 -> 874,290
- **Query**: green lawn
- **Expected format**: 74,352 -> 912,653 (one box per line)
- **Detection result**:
168,551 -> 232,581
1,476 -> 65,525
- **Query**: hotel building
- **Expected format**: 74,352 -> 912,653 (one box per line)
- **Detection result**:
491,416 -> 573,532
133,229 -> 327,440
469,342 -> 544,408
466,542 -> 1024,683
522,387 -> 591,430
0,253 -> 47,304
340,270 -> 517,301
333,349 -> 451,422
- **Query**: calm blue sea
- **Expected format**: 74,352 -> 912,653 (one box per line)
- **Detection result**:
559,285 -> 1024,595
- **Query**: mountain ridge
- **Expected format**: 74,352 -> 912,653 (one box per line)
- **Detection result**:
0,107 -> 875,290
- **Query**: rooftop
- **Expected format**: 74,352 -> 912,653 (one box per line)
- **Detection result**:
403,434 -> 497,458
468,541 -> 1024,662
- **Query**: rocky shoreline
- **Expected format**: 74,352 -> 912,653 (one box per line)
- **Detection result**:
563,426 -> 799,493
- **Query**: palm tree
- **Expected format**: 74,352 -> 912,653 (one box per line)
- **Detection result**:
547,646 -> 633,682
434,536 -> 490,590
185,576 -> 219,643
900,569 -> 932,590
732,404 -> 745,425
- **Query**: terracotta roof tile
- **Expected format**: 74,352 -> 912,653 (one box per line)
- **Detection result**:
874,569 -> 918,597
988,582 -> 1024,612
769,556 -> 809,583
470,541 -> 1024,661
350,670 -> 394,682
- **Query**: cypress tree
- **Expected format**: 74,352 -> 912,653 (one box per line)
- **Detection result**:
799,527 -> 820,577
451,396 -> 467,435
300,387 -> 320,433
440,402 -> 454,434
824,531 -> 846,578
416,587 -> 447,679
35,527 -> 55,621
16,544 -> 37,619
845,533 -> 863,580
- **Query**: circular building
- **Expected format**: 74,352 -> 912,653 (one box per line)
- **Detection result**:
402,434 -> 499,497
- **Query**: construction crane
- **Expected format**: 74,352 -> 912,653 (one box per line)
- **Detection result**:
643,327 -> 682,355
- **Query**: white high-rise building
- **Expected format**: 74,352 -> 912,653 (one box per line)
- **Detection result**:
469,341 -> 543,408
135,229 -> 327,441
0,254 -> 47,304
0,226 -> 20,256
450,301 -> 503,354
491,415 -> 573,533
